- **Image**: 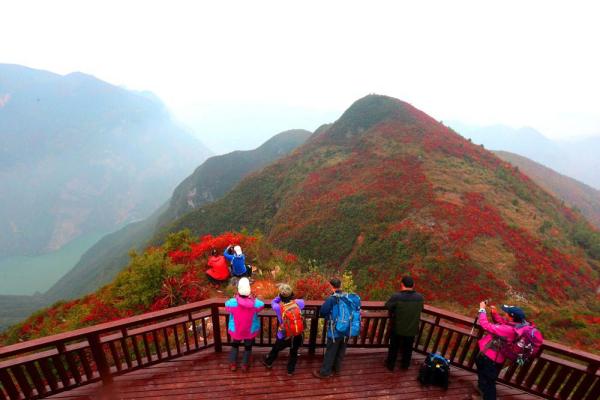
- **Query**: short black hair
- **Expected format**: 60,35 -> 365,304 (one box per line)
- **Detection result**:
329,278 -> 342,289
401,276 -> 414,288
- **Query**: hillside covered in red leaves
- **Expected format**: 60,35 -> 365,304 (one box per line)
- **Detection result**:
3,95 -> 599,352
165,95 -> 600,350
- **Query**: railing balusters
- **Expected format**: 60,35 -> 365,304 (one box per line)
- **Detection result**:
189,313 -> 199,350
572,371 -> 598,400
368,317 -> 379,344
376,317 -> 387,345
38,358 -> 59,392
63,350 -> 82,384
201,317 -> 208,347
535,361 -> 559,394
524,358 -> 547,390
583,376 -> 600,400
0,369 -> 19,400
152,331 -> 162,360
545,365 -> 564,398
25,361 -> 47,396
51,354 -> 70,387
12,365 -> 33,398
211,303 -> 222,352
558,369 -> 584,399
120,331 -> 133,369
108,341 -> 122,372
173,325 -> 182,356
142,333 -> 152,363
431,326 -> 444,354
448,334 -> 462,362
163,328 -> 172,358
78,349 -> 94,381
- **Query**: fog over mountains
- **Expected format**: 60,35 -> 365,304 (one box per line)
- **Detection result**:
449,122 -> 600,190
0,64 -> 212,257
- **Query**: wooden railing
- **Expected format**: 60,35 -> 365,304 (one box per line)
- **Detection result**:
0,299 -> 598,399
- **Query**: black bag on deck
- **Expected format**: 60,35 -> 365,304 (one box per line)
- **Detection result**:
417,352 -> 450,389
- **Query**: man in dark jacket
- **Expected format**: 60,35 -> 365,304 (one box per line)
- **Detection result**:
384,276 -> 424,371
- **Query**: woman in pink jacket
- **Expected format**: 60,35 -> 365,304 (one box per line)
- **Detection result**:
475,302 -> 523,400
225,278 -> 264,372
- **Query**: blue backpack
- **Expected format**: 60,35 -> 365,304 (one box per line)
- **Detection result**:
330,293 -> 361,338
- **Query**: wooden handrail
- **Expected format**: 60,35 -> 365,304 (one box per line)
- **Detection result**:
1,298 -> 598,400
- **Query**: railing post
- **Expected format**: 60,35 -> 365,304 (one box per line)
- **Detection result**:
211,303 -> 223,353
88,333 -> 113,385
307,307 -> 319,355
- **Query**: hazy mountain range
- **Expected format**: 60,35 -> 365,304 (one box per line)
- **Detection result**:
0,64 -> 212,257
0,129 -> 311,329
449,122 -> 600,190
494,150 -> 600,230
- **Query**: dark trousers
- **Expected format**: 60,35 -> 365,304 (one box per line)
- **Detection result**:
475,354 -> 501,400
320,337 -> 347,376
229,339 -> 254,365
386,334 -> 415,369
265,334 -> 303,373
206,275 -> 227,285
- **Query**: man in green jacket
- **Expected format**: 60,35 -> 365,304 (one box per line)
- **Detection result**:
384,276 -> 424,371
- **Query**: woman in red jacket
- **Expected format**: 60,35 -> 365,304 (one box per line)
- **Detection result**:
206,248 -> 229,284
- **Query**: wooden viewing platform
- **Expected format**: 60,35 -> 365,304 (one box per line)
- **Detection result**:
1,299 -> 599,399
46,349 -> 537,399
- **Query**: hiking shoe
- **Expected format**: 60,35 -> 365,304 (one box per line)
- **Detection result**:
312,370 -> 331,379
229,363 -> 237,372
241,364 -> 249,372
261,357 -> 272,369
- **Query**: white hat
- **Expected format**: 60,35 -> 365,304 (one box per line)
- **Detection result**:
234,245 -> 242,256
238,277 -> 251,296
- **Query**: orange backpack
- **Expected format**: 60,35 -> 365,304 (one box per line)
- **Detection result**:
279,300 -> 304,338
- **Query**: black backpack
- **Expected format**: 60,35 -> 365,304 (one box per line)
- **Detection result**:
418,352 -> 450,389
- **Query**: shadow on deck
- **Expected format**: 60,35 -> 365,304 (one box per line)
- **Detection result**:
48,349 -> 539,400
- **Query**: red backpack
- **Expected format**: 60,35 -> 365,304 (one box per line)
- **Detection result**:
279,300 -> 304,338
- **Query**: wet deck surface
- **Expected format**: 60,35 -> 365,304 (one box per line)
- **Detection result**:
48,348 -> 540,399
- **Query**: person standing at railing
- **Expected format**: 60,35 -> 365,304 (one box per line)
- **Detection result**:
261,283 -> 305,376
471,302 -> 519,400
313,277 -> 361,379
384,276 -> 424,371
225,277 -> 264,372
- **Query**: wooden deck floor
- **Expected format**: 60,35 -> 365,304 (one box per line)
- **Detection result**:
48,348 -> 540,400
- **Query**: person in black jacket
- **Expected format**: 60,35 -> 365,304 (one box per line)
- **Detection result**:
384,276 -> 424,371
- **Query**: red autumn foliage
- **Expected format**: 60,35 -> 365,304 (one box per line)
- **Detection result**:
168,232 -> 257,264
295,275 -> 331,300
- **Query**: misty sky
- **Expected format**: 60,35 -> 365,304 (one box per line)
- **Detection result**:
2,0 -> 599,153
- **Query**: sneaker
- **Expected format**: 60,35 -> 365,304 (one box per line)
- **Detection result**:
241,364 -> 249,372
383,359 -> 394,372
287,371 -> 294,377
229,363 -> 237,372
261,357 -> 272,369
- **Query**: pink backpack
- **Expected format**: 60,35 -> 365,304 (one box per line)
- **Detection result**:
498,323 -> 544,366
